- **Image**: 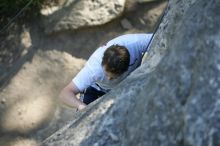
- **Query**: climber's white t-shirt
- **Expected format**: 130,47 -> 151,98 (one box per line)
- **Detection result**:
72,33 -> 153,92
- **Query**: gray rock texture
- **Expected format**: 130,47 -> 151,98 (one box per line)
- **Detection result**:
42,0 -> 220,146
42,0 -> 126,34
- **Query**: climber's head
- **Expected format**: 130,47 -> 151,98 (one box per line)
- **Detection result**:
102,45 -> 130,80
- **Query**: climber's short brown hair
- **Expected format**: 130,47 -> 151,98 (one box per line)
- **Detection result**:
102,45 -> 130,75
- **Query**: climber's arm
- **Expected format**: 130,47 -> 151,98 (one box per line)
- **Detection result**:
59,82 -> 86,110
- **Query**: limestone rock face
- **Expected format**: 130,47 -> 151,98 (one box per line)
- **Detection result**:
42,0 -> 126,34
42,0 -> 220,146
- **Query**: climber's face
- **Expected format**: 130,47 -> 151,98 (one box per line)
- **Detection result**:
103,65 -> 119,80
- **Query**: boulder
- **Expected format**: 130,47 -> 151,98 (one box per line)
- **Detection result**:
41,0 -> 126,34
42,0 -> 220,145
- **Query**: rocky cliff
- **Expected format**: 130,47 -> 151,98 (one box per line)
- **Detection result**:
42,0 -> 220,146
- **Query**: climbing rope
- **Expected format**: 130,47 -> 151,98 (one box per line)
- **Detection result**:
143,0 -> 170,54
0,0 -> 33,34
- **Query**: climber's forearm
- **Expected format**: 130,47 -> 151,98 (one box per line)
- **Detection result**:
59,82 -> 86,110
59,86 -> 86,110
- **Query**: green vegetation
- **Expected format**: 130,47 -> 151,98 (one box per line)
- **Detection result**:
0,0 -> 43,15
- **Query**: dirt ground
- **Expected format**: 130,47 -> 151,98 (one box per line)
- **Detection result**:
0,1 -> 167,145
